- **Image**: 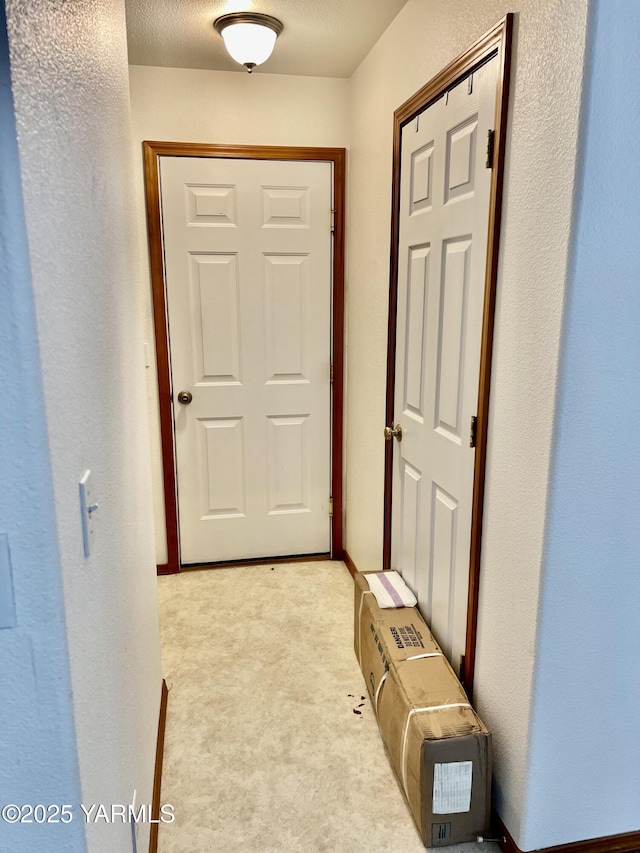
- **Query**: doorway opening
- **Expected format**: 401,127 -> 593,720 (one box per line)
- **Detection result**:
143,143 -> 346,574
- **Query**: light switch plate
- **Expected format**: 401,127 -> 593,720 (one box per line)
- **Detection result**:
79,470 -> 98,558
130,789 -> 139,852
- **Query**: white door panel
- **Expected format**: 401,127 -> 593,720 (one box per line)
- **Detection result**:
391,58 -> 498,671
160,157 -> 332,564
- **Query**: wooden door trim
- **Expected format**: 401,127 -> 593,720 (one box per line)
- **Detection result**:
148,679 -> 168,853
382,15 -> 514,694
493,810 -> 640,853
143,142 -> 346,574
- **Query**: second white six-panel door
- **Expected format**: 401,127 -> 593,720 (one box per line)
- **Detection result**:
390,57 -> 498,672
159,156 -> 332,564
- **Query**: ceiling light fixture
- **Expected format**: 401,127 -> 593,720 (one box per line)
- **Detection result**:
213,12 -> 284,73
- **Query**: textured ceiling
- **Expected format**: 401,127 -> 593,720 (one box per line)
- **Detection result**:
125,0 -> 409,77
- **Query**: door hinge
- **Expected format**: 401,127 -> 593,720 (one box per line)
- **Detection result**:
330,209 -> 336,232
469,415 -> 478,448
485,129 -> 495,169
328,498 -> 334,517
330,361 -> 334,383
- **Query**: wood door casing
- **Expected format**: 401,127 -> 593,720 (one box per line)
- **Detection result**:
143,143 -> 346,574
383,16 -> 513,694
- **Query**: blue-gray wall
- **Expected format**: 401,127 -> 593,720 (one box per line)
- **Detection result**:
523,1 -> 640,848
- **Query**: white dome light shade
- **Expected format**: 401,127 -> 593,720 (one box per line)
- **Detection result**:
221,22 -> 277,66
214,13 -> 283,73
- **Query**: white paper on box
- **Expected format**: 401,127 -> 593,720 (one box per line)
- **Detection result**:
432,761 -> 473,814
365,571 -> 417,608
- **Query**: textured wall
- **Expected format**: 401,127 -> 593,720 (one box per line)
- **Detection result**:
345,0 -> 588,845
5,2 -> 162,852
128,65 -> 350,564
0,5 -> 85,850
521,1 -> 640,848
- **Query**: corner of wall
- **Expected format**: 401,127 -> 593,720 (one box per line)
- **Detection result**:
5,2 -> 163,850
518,2 -> 640,846
344,0 -> 590,845
0,5 -> 85,849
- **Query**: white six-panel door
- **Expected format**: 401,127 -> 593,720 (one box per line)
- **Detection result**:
390,57 -> 498,672
159,157 -> 332,564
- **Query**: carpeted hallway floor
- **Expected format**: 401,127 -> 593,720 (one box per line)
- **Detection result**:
156,560 -> 499,853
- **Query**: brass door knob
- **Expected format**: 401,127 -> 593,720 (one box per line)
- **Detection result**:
177,390 -> 193,405
384,423 -> 403,442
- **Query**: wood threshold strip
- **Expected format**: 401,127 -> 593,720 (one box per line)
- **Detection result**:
493,812 -> 640,853
148,679 -> 169,853
143,142 -> 346,574
180,553 -> 330,572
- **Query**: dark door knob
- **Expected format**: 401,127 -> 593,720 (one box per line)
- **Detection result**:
177,390 -> 193,405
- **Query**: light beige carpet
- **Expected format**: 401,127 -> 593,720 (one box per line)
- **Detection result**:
156,561 -> 499,853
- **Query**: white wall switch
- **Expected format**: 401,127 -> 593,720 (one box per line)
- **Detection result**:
130,789 -> 139,852
79,470 -> 99,558
0,534 -> 17,629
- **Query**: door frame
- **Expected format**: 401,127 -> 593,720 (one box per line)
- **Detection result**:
382,15 -> 513,693
143,142 -> 346,575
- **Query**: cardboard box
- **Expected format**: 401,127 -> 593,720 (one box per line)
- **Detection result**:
354,571 -> 491,848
